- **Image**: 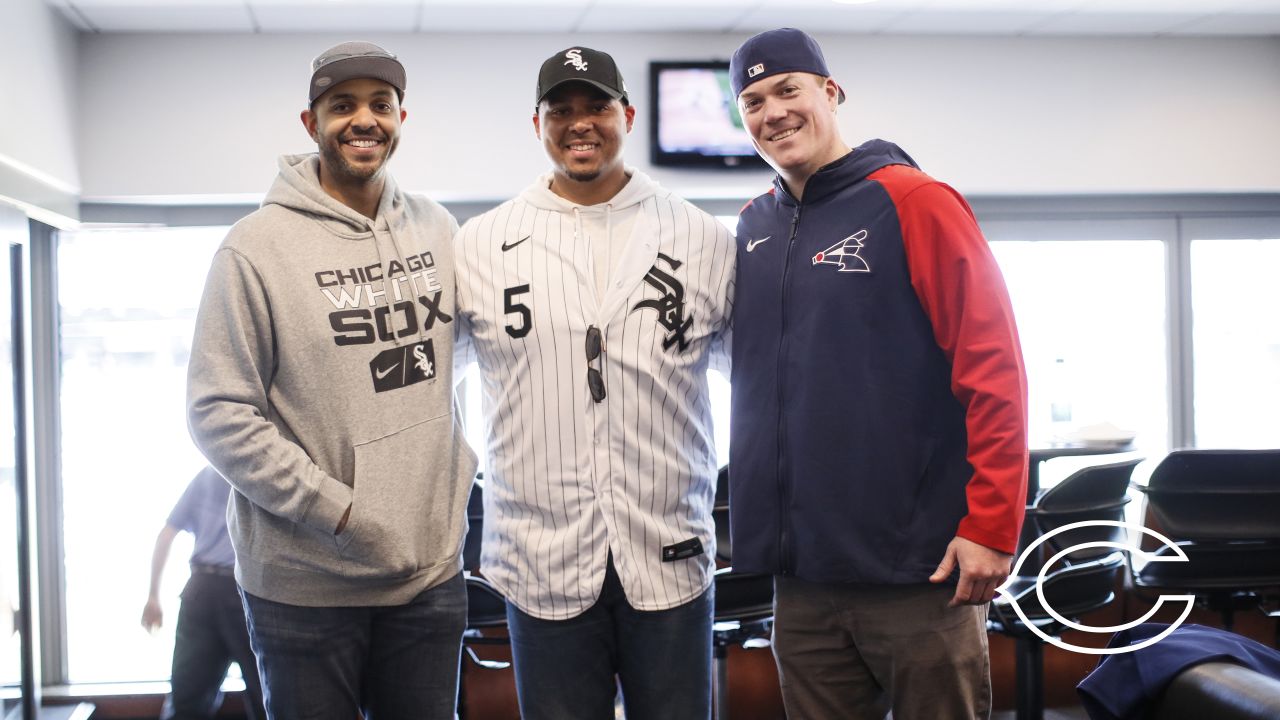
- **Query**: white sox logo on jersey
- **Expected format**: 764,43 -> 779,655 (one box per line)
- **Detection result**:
564,49 -> 588,71
812,229 -> 871,273
632,253 -> 693,353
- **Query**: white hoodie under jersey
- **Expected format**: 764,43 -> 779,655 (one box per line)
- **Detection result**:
454,169 -> 735,620
524,173 -> 644,302
188,154 -> 477,607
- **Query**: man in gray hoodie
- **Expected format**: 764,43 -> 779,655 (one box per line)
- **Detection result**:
187,42 -> 476,720
455,46 -> 735,720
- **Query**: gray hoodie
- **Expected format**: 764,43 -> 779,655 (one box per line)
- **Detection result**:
187,154 -> 477,606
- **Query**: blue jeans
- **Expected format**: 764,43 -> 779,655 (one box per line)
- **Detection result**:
239,571 -> 466,720
505,558 -> 713,720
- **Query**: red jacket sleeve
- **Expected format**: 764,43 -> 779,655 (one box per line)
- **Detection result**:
875,166 -> 1029,554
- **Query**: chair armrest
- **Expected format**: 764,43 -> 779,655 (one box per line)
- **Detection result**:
1151,662 -> 1280,720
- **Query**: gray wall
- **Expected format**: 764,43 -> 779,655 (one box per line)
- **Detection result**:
76,31 -> 1280,203
0,0 -> 80,221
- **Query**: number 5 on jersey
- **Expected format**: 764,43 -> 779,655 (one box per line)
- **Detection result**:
504,284 -> 531,338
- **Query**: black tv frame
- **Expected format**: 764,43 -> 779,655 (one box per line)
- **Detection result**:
648,60 -> 769,170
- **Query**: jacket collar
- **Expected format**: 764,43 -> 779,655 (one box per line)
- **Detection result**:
772,138 -> 920,207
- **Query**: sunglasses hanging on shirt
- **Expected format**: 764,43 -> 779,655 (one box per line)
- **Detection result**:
586,325 -> 606,403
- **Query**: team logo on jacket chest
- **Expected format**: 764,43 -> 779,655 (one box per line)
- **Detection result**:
812,229 -> 871,273
369,339 -> 435,393
632,252 -> 693,353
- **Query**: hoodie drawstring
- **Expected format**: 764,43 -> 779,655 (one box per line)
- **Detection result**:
384,217 -> 430,349
605,203 -> 613,282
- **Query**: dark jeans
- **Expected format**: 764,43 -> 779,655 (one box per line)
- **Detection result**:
162,571 -> 265,720
239,571 -> 467,720
505,558 -> 713,720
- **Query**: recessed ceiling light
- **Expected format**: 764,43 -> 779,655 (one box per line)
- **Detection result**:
832,0 -> 881,5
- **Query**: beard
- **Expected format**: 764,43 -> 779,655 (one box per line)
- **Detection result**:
319,134 -> 398,184
564,167 -> 601,183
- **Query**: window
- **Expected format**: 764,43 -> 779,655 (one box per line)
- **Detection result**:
983,219 -> 1172,488
58,227 -> 224,682
988,238 -> 1168,450
1189,235 -> 1280,447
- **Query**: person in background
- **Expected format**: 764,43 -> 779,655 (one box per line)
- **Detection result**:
453,45 -> 735,720
727,27 -> 1029,720
186,40 -> 475,720
141,465 -> 264,720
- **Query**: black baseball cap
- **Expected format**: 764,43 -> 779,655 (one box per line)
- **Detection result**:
535,47 -> 629,107
309,41 -> 406,104
730,28 -> 845,104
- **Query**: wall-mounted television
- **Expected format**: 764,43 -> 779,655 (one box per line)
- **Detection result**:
649,61 -> 768,170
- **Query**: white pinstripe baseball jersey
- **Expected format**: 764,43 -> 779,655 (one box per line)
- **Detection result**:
455,170 -> 735,620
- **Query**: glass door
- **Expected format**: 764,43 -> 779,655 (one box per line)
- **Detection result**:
1183,217 -> 1280,448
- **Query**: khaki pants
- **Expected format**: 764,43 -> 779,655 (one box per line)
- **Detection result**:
772,577 -> 991,720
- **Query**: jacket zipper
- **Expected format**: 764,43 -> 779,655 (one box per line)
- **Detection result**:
776,204 -> 802,576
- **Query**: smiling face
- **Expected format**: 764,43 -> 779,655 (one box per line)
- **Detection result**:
738,72 -> 848,193
302,77 -> 405,189
533,83 -> 635,203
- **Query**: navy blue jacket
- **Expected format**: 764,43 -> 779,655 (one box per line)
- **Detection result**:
729,139 -> 1027,583
1078,623 -> 1280,720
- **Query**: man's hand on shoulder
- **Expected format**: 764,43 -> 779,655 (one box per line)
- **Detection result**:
929,535 -> 1013,607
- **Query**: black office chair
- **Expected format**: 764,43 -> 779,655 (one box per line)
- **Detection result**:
1132,449 -> 1280,635
713,465 -> 733,565
1022,456 -> 1141,562
989,457 -> 1142,720
710,465 -> 774,720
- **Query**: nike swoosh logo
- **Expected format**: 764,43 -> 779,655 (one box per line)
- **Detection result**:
501,235 -> 530,252
746,236 -> 771,252
374,364 -> 399,379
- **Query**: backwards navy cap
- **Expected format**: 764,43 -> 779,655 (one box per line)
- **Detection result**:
729,28 -> 845,104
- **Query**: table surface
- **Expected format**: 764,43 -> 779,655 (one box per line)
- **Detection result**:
1030,441 -> 1136,464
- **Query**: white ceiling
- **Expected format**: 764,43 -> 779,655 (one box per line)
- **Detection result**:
43,0 -> 1280,36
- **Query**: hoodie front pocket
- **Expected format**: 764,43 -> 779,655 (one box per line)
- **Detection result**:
336,414 -> 472,580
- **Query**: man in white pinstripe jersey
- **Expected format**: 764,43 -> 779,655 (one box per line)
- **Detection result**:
454,46 -> 735,720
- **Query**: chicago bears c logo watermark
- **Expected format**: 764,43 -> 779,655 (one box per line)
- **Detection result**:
998,520 -> 1195,655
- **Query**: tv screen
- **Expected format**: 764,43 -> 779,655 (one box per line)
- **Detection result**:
649,61 -> 768,170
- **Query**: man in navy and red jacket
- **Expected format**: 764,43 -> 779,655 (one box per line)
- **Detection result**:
728,28 -> 1029,720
